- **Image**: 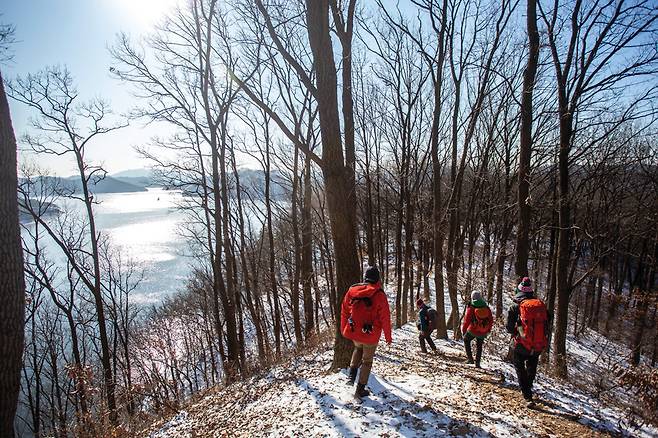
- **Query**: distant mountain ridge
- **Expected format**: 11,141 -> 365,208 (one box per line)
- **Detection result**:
22,175 -> 149,194
21,168 -> 289,198
111,168 -> 153,179
152,167 -> 289,200
85,175 -> 148,193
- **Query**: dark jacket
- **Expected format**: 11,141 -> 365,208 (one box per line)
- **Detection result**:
506,291 -> 533,335
418,304 -> 435,333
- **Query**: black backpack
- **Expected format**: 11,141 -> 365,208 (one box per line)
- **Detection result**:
422,307 -> 438,329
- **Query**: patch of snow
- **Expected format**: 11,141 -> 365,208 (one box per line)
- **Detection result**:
148,411 -> 190,438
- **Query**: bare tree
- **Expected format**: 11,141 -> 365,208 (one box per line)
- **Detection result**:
230,0 -> 361,368
8,66 -> 127,423
111,0 -> 244,380
539,0 -> 658,377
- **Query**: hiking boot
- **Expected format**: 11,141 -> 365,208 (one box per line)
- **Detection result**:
355,383 -> 370,398
347,367 -> 358,385
466,358 -> 474,364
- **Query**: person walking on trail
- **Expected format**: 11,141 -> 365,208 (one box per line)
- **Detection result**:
506,277 -> 551,407
341,266 -> 392,399
461,291 -> 493,368
416,298 -> 438,354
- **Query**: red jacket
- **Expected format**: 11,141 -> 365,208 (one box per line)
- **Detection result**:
461,301 -> 493,338
341,282 -> 392,345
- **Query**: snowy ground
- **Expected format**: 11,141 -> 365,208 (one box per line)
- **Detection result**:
143,320 -> 657,438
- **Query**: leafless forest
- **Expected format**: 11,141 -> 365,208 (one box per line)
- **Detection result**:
2,0 -> 658,436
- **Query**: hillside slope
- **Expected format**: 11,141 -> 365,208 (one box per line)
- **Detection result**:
144,323 -> 656,437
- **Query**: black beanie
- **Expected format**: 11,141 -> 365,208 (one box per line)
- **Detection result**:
364,266 -> 380,284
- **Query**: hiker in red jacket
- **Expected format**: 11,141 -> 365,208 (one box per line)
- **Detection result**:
461,291 -> 493,368
506,277 -> 551,407
341,266 -> 392,399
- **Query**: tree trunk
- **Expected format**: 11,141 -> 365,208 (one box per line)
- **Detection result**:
301,156 -> 315,339
431,0 -> 450,341
264,134 -> 282,357
495,236 -> 508,318
403,200 -> 415,324
553,108 -> 573,379
363,149 -> 376,265
395,196 -> 404,328
306,0 -> 361,370
232,149 -> 267,363
515,0 -> 539,279
291,144 -> 304,346
591,273 -> 604,329
630,290 -> 648,366
0,73 -> 26,438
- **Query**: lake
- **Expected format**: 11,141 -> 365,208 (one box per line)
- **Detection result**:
96,188 -> 193,303
23,188 -> 193,305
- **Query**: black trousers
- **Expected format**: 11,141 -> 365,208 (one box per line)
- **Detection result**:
513,346 -> 540,399
419,329 -> 437,352
463,332 -> 484,366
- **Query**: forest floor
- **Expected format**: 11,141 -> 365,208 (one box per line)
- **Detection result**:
141,321 -> 657,437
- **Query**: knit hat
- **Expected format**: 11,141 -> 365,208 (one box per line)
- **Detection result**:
364,266 -> 380,284
517,277 -> 533,294
471,291 -> 482,302
416,298 -> 425,308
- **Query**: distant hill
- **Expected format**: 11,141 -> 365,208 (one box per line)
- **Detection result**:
237,168 -> 288,200
22,167 -> 295,197
170,168 -> 289,201
111,176 -> 153,188
111,168 -> 153,178
82,176 -> 148,193
18,199 -> 62,223
22,175 -> 148,195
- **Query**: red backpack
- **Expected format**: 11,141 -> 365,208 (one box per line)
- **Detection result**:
472,306 -> 492,332
348,291 -> 381,333
516,298 -> 548,353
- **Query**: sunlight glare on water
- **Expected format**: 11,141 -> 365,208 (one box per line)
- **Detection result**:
98,188 -> 180,214
109,220 -> 179,263
23,188 -> 192,305
94,188 -> 190,302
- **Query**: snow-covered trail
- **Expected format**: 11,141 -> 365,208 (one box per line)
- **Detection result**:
145,323 -> 656,438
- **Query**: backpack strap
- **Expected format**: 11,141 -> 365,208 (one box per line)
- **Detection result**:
515,299 -> 525,327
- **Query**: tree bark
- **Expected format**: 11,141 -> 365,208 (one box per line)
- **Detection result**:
301,156 -> 315,338
0,73 -> 26,438
291,144 -> 304,346
306,0 -> 361,370
630,289 -> 648,366
515,0 -> 539,278
553,107 -> 573,378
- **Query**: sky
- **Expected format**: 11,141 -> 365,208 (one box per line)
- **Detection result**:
2,0 -> 414,177
3,0 -> 183,176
